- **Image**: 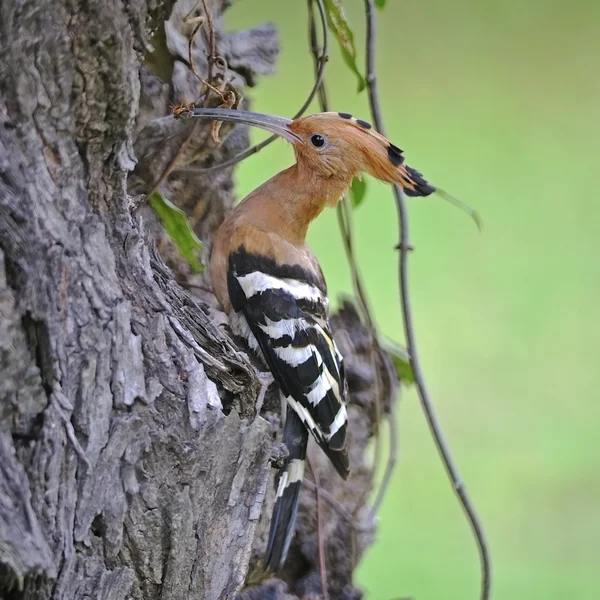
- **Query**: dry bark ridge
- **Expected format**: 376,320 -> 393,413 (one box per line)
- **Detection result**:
0,1 -> 399,598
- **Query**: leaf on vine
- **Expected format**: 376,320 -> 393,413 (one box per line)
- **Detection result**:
380,338 -> 415,385
375,0 -> 387,9
350,177 -> 367,208
323,0 -> 367,92
148,191 -> 205,273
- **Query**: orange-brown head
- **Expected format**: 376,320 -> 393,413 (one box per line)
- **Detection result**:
288,112 -> 434,197
182,107 -> 436,199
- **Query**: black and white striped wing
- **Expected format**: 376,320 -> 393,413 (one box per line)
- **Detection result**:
227,247 -> 350,479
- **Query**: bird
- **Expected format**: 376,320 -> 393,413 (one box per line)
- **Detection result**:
174,106 -> 437,571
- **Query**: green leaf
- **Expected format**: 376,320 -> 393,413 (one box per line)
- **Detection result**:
350,177 -> 367,208
375,0 -> 387,9
323,0 -> 367,92
148,191 -> 205,273
380,338 -> 415,385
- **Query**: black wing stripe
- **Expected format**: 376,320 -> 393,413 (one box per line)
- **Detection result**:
229,269 -> 327,317
230,247 -> 327,294
250,288 -> 328,322
285,395 -> 349,477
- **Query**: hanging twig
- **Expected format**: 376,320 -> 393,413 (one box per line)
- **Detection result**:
308,0 -> 330,110
146,122 -> 207,198
174,0 -> 330,175
184,0 -> 221,104
148,0 -> 225,197
362,1 -> 491,598
335,185 -> 389,522
200,0 -> 216,85
367,353 -> 399,520
194,2 -> 238,143
307,0 -> 392,524
303,479 -> 357,525
316,485 -> 329,600
335,195 -> 375,331
306,456 -> 329,600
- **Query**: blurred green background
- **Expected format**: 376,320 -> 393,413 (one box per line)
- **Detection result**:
227,1 -> 600,598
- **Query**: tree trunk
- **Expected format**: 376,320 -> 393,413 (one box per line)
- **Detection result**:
0,1 -> 397,599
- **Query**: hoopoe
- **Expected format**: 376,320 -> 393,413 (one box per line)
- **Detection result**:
176,107 -> 436,571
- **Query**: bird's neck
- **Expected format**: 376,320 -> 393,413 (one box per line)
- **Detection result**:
238,163 -> 351,246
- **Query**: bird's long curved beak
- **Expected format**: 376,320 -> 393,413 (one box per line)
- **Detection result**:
183,107 -> 303,145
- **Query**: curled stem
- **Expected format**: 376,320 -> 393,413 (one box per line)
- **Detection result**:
174,0 -> 330,175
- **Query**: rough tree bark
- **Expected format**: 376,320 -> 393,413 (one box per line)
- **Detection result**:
0,1 -> 398,599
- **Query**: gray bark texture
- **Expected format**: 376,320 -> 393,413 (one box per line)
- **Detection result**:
0,1 -> 399,599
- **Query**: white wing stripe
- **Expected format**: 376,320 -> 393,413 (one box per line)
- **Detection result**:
258,316 -> 309,340
327,404 -> 348,440
286,396 -> 322,440
306,374 -> 332,406
274,344 -> 318,367
314,323 -> 337,354
230,311 -> 261,354
236,271 -> 324,304
322,364 -> 341,401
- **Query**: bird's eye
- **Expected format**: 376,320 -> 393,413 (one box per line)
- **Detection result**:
310,134 -> 325,148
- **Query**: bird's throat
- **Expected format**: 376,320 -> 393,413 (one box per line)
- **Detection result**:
248,164 -> 350,245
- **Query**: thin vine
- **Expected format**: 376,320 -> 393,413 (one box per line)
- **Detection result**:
307,0 -> 395,534
362,1 -> 492,598
148,0 -> 232,197
307,456 -> 330,600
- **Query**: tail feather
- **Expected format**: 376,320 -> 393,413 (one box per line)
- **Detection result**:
264,407 -> 309,572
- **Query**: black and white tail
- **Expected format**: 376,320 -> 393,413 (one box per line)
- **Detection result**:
264,406 -> 309,572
